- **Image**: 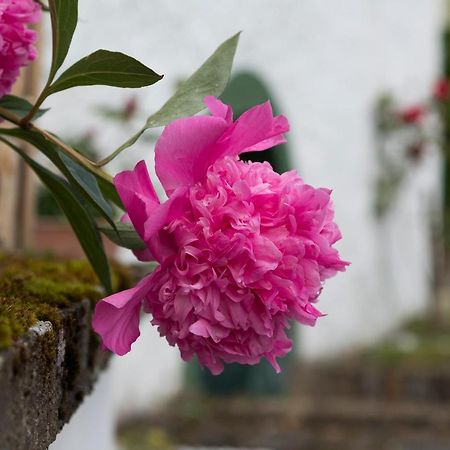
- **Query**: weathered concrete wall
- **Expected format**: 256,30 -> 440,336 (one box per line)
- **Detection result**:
0,300 -> 108,450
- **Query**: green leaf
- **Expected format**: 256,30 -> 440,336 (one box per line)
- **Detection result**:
48,0 -> 78,82
97,177 -> 124,210
99,223 -> 146,250
0,95 -> 49,119
0,137 -> 112,293
102,32 -> 240,165
144,33 -> 240,127
59,153 -> 114,220
0,128 -> 118,225
48,50 -> 163,95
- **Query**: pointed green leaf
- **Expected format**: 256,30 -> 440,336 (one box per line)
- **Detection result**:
47,50 -> 163,95
0,96 -> 49,120
103,32 -> 240,164
99,223 -> 146,250
59,152 -> 114,218
48,0 -> 78,82
0,137 -> 112,293
144,33 -> 240,128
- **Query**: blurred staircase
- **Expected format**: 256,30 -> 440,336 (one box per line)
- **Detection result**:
118,358 -> 450,450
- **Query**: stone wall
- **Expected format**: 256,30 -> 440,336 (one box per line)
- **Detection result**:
0,300 -> 108,450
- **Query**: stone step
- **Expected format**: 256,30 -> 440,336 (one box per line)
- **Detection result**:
119,395 -> 450,450
291,362 -> 450,403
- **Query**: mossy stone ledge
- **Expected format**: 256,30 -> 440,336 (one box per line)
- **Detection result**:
0,254 -> 130,450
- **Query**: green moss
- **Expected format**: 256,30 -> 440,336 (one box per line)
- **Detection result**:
118,425 -> 176,450
0,253 -> 130,350
0,316 -> 13,348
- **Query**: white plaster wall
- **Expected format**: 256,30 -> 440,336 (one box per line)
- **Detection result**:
38,0 -> 444,426
49,372 -> 117,450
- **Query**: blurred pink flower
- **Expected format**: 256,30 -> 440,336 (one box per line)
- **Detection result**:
0,0 -> 41,97
397,105 -> 426,124
93,97 -> 349,374
433,78 -> 450,102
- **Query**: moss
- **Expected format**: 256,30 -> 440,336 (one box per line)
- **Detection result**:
41,328 -> 58,364
0,316 -> 13,348
0,253 -> 130,350
118,425 -> 176,450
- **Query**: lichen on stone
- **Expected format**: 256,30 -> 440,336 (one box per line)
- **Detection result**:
0,254 -> 130,350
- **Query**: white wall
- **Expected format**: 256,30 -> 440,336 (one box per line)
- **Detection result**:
49,372 -> 117,450
39,0 -> 444,424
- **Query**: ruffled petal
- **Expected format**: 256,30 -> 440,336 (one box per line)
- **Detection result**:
142,186 -> 189,241
92,274 -> 154,356
223,102 -> 289,156
155,115 -> 228,195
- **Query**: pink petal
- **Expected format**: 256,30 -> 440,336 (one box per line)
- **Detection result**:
189,318 -> 229,343
92,274 -> 154,356
114,160 -> 159,207
114,161 -> 160,239
142,186 -> 189,241
253,236 -> 283,271
155,115 -> 228,195
189,319 -> 210,338
246,236 -> 283,283
132,247 -> 155,262
224,102 -> 290,156
115,162 -> 189,260
204,95 -> 233,123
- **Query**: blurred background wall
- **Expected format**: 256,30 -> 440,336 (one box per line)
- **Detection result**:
33,0 -> 444,430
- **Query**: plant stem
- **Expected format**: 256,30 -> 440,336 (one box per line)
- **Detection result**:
95,146 -> 124,167
0,106 -> 112,183
20,86 -> 50,126
0,106 -> 21,125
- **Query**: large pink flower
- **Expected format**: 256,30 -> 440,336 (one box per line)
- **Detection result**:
93,97 -> 349,374
0,0 -> 41,98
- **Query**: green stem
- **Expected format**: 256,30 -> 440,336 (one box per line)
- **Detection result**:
95,146 -> 125,167
0,106 -> 113,184
22,0 -> 58,125
20,86 -> 50,126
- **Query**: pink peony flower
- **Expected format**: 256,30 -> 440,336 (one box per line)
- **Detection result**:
0,0 -> 41,98
93,97 -> 349,374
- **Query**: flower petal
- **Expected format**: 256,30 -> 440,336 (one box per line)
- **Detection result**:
115,162 -> 190,260
142,186 -> 189,241
92,274 -> 154,356
114,161 -> 160,240
224,102 -> 289,156
204,95 -> 233,123
155,115 -> 228,195
132,247 -> 155,262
